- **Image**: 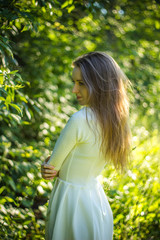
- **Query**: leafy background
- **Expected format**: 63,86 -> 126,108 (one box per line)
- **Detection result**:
0,0 -> 160,239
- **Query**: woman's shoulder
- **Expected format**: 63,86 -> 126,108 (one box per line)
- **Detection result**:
71,107 -> 94,121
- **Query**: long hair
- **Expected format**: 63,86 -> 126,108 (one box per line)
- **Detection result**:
73,51 -> 131,171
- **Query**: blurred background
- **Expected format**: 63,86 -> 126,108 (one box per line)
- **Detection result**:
0,0 -> 160,239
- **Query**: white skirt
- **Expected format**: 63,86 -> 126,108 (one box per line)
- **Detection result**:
45,177 -> 113,240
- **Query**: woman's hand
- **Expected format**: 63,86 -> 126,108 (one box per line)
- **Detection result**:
41,156 -> 59,180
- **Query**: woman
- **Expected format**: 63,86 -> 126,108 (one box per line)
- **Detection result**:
41,51 -> 131,240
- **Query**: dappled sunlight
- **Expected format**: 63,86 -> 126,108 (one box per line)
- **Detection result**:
1,0 -> 160,239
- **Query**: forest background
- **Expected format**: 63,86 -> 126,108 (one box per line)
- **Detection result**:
0,0 -> 160,239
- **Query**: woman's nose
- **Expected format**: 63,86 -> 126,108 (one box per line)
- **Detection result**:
72,84 -> 79,93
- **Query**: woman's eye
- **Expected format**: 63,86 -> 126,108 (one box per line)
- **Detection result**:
79,82 -> 84,86
71,79 -> 84,86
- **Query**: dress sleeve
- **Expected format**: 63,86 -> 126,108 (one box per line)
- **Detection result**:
47,114 -> 80,171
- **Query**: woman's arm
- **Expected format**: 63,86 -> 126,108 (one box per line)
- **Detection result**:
41,112 -> 81,179
47,113 -> 80,170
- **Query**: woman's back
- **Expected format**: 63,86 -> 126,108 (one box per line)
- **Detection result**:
49,107 -> 106,185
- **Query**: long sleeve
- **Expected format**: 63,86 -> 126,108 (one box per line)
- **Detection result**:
47,113 -> 80,171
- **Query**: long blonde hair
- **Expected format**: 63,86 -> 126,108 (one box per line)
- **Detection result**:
73,51 -> 131,171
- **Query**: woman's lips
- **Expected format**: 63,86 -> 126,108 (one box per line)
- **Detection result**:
77,96 -> 82,100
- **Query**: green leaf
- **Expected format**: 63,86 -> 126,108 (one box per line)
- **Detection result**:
10,113 -> 21,123
10,103 -> 22,114
68,5 -> 75,13
0,41 -> 13,58
0,75 -> 3,84
155,20 -> 160,29
0,186 -> 6,194
8,70 -> 19,75
15,73 -> 23,82
8,179 -> 16,191
5,95 -> 11,105
21,25 -> 29,32
14,84 -> 24,89
23,103 -> 32,119
21,199 -> 33,207
21,121 -> 30,125
0,96 -> 5,101
19,95 -> 28,103
61,0 -> 73,9
61,1 -> 69,9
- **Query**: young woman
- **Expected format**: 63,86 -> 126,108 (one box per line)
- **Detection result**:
41,51 -> 131,240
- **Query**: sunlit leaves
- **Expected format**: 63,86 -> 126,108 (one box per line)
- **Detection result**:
103,132 -> 160,240
0,0 -> 160,239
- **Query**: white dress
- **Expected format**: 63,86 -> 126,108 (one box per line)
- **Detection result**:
45,107 -> 113,240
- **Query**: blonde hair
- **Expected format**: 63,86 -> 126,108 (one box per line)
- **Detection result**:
73,51 -> 131,171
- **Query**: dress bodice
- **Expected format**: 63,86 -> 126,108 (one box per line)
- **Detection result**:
48,107 -> 106,184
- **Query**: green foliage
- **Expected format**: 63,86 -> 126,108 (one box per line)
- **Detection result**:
0,144 -> 41,239
0,0 -> 160,239
102,131 -> 160,239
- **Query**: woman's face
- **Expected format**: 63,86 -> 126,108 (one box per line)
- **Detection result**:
72,66 -> 89,106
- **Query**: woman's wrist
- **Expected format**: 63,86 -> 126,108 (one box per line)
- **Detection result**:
44,155 -> 51,163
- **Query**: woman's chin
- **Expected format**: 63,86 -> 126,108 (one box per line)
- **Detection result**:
78,102 -> 85,106
77,99 -> 84,105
